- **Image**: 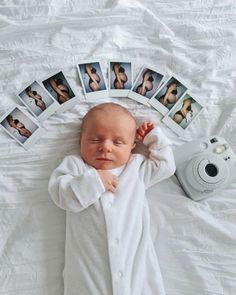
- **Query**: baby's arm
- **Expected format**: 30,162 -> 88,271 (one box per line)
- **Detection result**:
48,155 -> 106,213
137,122 -> 176,188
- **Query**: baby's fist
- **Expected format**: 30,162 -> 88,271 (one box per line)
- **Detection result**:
136,122 -> 155,141
97,170 -> 119,193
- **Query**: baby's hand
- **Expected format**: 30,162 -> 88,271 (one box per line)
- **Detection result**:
97,170 -> 119,193
136,122 -> 155,142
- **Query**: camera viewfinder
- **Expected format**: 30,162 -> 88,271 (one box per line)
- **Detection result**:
210,137 -> 218,144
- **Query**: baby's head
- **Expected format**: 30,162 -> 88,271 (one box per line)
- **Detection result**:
80,103 -> 137,170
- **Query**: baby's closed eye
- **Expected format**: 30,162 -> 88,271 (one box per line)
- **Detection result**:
88,137 -> 102,143
114,140 -> 124,145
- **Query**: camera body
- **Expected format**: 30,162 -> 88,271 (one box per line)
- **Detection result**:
173,136 -> 236,201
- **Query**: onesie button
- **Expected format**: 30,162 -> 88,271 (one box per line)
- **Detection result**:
107,202 -> 112,208
114,238 -> 119,245
118,271 -> 123,278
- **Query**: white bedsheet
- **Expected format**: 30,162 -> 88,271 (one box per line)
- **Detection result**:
0,1 -> 236,294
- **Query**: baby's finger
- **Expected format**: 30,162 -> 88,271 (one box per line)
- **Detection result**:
147,122 -> 155,128
143,122 -> 148,131
112,178 -> 119,188
112,175 -> 119,184
109,183 -> 117,193
137,127 -> 145,136
136,133 -> 143,141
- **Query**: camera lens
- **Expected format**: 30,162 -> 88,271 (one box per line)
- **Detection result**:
205,163 -> 218,177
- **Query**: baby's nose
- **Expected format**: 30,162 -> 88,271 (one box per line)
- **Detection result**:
99,140 -> 113,152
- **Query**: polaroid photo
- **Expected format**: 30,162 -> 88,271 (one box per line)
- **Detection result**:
17,80 -> 59,121
162,92 -> 204,136
108,61 -> 132,97
77,62 -> 108,99
0,106 -> 44,149
127,66 -> 164,106
149,75 -> 188,116
41,71 -> 78,113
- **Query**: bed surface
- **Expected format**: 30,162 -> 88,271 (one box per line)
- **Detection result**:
0,1 -> 236,294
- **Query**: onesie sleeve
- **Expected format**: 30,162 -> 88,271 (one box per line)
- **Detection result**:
139,127 -> 176,188
48,155 -> 105,212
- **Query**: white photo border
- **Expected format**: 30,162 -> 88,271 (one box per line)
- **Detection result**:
108,61 -> 133,97
40,70 -> 78,114
149,75 -> 188,116
16,80 -> 60,121
128,65 -> 164,106
0,105 -> 45,150
77,61 -> 108,100
162,92 -> 204,136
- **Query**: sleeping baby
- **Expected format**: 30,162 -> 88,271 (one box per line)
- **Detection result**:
48,102 -> 176,295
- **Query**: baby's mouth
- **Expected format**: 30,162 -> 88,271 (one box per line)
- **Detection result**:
96,157 -> 113,161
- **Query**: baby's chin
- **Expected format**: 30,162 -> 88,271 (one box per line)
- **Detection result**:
92,162 -> 121,170
90,160 -> 127,170
82,156 -> 130,170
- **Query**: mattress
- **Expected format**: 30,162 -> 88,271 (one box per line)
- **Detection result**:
0,1 -> 236,294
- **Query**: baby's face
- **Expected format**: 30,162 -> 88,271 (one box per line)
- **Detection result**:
80,111 -> 136,170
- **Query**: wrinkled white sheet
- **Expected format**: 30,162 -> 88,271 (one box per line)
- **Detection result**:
0,1 -> 236,294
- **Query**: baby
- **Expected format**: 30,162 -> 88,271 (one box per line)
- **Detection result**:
48,102 -> 176,295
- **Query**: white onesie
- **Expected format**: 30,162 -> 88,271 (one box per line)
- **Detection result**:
48,127 -> 176,295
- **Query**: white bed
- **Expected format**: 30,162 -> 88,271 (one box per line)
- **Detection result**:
0,1 -> 236,294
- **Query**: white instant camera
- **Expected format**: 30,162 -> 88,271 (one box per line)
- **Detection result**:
174,136 -> 236,201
